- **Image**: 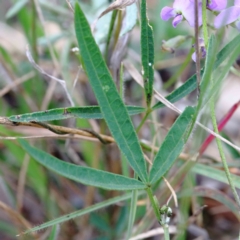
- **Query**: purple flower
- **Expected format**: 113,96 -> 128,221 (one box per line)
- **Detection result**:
207,0 -> 227,11
192,38 -> 206,62
160,0 -> 202,28
214,0 -> 240,30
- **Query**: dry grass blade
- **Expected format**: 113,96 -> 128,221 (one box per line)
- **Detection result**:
98,0 -> 136,19
26,46 -> 74,106
65,0 -> 74,12
124,61 -> 240,153
0,116 -> 114,143
0,71 -> 35,97
123,60 -> 180,113
163,177 -> 178,208
0,200 -> 37,237
129,226 -> 176,240
17,154 -> 30,211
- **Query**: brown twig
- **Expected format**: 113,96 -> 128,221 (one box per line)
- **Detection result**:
0,116 -> 114,144
0,116 -> 193,161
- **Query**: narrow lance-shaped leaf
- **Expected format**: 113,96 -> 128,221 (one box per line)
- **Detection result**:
192,163 -> 240,189
196,35 -> 217,112
19,140 -> 146,191
141,0 -> 154,107
5,0 -> 28,19
152,34 -> 240,110
19,191 -> 145,235
74,3 -> 148,183
179,187 -> 240,220
201,36 -> 240,108
150,106 -> 195,184
8,105 -> 145,122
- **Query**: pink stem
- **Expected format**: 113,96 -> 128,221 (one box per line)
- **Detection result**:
199,100 -> 240,155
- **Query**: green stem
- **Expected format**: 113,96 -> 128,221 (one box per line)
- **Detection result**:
146,187 -> 161,222
119,62 -> 124,99
126,187 -> 138,240
202,0 -> 208,47
136,109 -> 151,133
146,187 -> 170,240
163,224 -> 170,240
104,10 -> 118,61
31,0 -> 38,62
210,100 -> 240,214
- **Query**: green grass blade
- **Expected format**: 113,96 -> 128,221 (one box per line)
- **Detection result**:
214,34 -> 240,69
19,191 -> 145,236
179,186 -> 240,220
152,72 -> 200,110
8,106 -> 145,122
74,3 -> 148,183
19,140 -> 146,191
150,106 -> 195,184
47,225 -> 59,240
5,0 -> 28,19
125,189 -> 138,240
140,0 -> 154,106
192,163 -> 240,189
201,38 -> 240,108
152,34 -> 240,111
221,133 -> 240,160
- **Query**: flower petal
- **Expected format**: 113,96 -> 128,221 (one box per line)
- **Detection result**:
183,2 -> 202,27
192,52 -> 197,62
173,0 -> 190,11
201,46 -> 207,58
234,0 -> 240,7
161,7 -> 176,21
208,0 -> 227,11
214,6 -> 240,28
172,14 -> 183,27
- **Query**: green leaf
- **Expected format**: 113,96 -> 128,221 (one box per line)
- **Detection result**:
19,139 -> 146,191
214,34 -> 240,69
5,0 -> 28,19
152,72 -> 200,110
152,34 -> 240,111
201,36 -> 240,108
150,106 -> 195,184
74,3 -> 148,183
8,105 -> 145,122
221,133 -> 240,160
140,0 -> 154,106
192,163 -> 240,189
196,35 -> 217,112
47,225 -> 59,240
179,186 -> 240,221
19,191 -> 145,235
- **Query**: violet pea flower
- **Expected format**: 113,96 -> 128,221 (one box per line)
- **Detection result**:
206,0 -> 227,11
189,0 -> 227,11
192,38 -> 206,62
214,0 -> 240,30
160,0 -> 202,28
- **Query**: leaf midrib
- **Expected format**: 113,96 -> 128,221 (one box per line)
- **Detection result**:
150,121 -> 191,184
